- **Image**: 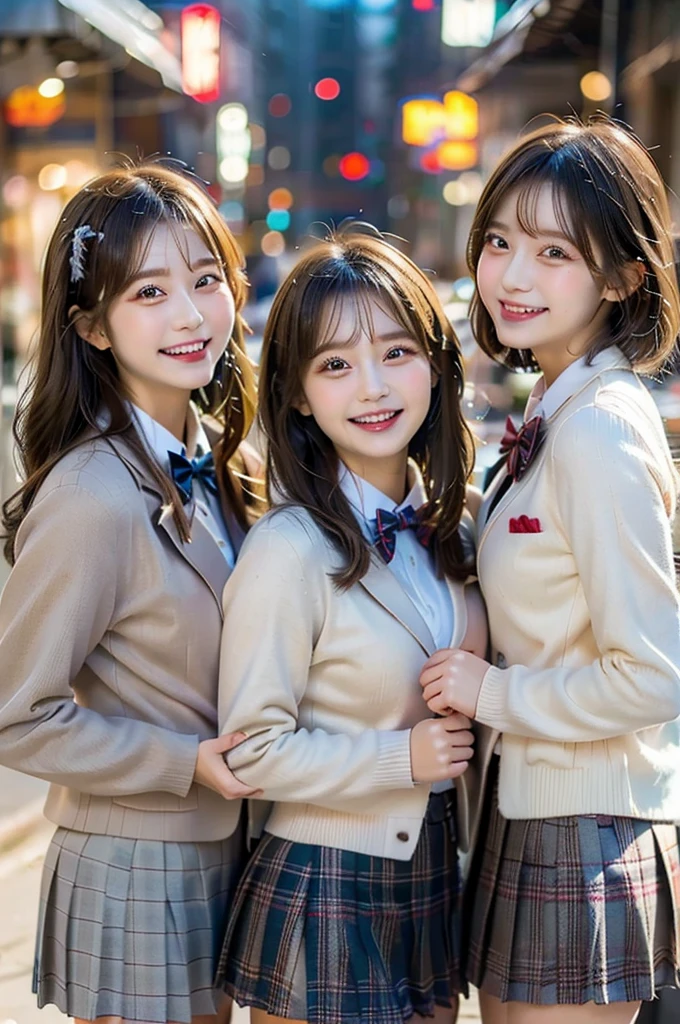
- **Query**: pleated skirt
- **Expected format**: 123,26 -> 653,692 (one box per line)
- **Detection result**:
33,823 -> 246,1023
216,790 -> 462,1024
465,765 -> 680,1006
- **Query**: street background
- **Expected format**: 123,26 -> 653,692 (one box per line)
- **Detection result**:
2,0 -> 680,1020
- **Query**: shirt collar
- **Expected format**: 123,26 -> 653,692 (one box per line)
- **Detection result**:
524,346 -> 631,422
338,459 -> 427,524
131,402 -> 210,472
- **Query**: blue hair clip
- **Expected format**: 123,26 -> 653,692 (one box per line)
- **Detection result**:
69,224 -> 104,283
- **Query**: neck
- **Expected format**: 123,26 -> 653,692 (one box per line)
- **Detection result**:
536,350 -> 581,389
340,452 -> 409,505
127,386 -> 192,444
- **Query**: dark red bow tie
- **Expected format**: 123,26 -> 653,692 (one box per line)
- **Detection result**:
499,415 -> 544,482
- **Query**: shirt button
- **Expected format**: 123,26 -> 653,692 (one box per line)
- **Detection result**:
396,831 -> 409,842
409,556 -> 416,567
217,539 -> 226,548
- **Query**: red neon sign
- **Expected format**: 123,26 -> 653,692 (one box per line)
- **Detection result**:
181,3 -> 221,103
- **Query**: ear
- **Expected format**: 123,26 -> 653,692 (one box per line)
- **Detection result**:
602,260 -> 646,303
293,394 -> 312,416
68,305 -> 110,351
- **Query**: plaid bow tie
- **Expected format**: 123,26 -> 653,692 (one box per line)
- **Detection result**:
372,505 -> 433,564
168,450 -> 219,504
499,415 -> 544,482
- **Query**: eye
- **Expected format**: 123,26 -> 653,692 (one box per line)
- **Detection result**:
137,284 -> 164,300
540,245 -> 571,260
196,271 -> 223,288
320,356 -> 351,373
385,344 -> 416,360
483,232 -> 509,250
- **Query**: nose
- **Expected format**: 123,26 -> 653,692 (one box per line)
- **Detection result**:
172,288 -> 204,332
500,248 -> 533,294
358,356 -> 389,402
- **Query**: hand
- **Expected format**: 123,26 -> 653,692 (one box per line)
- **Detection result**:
194,732 -> 262,800
420,648 -> 491,718
409,715 -> 475,784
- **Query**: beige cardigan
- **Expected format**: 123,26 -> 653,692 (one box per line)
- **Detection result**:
219,505 -> 476,861
0,432 -> 245,841
476,348 -> 680,823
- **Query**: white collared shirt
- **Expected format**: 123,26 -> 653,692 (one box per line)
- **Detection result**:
339,464 -> 454,651
131,404 -> 235,567
339,464 -> 455,794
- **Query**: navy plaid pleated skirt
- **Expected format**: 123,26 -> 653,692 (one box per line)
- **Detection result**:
33,823 -> 247,1023
216,790 -> 462,1024
465,761 -> 680,1006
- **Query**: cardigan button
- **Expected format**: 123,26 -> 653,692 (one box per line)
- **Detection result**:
396,831 -> 409,842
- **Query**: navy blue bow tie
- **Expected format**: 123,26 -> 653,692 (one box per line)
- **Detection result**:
168,450 -> 218,504
371,505 -> 433,564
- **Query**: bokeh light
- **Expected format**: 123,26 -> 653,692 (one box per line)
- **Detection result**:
261,230 -> 286,256
266,209 -> 291,231
268,146 -> 291,170
338,152 -> 370,181
268,93 -> 292,117
268,187 -> 294,209
314,77 -> 341,101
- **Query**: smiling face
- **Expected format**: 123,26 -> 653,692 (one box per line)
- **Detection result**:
87,221 -> 235,427
476,183 -> 613,383
297,293 -> 433,500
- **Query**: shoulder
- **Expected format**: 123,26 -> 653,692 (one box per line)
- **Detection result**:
238,504 -> 336,572
30,440 -> 141,524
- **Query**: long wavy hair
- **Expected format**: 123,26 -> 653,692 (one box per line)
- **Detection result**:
3,161 -> 257,564
259,226 -> 475,589
467,115 -> 680,373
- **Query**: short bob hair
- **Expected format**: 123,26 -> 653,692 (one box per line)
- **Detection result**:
467,115 -> 680,373
259,224 -> 475,589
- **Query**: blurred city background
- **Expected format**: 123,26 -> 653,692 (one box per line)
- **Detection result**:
2,1 -> 680,1020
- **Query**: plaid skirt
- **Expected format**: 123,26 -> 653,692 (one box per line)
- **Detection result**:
33,823 -> 246,1023
465,763 -> 680,1005
216,790 -> 462,1024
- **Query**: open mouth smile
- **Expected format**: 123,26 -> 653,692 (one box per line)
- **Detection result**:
348,410 -> 403,432
500,301 -> 547,322
159,339 -> 210,361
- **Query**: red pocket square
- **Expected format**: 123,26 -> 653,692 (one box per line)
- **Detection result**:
509,515 -> 542,534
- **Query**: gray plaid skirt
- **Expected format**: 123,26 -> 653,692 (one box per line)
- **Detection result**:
33,823 -> 246,1023
216,790 -> 462,1024
465,762 -> 680,1005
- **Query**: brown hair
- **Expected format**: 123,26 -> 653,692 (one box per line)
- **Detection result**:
467,115 -> 680,372
259,226 -> 475,589
3,160 -> 257,564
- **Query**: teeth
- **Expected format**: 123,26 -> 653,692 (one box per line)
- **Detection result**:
353,412 -> 396,424
162,341 -> 205,355
504,303 -> 542,314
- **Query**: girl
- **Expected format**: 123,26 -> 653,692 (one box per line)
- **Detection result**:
0,162 -> 261,1024
420,116 -> 680,1023
213,227 -> 488,1024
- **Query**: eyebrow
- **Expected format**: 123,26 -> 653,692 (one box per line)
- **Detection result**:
488,219 -> 575,243
126,256 -> 220,286
314,329 -> 411,355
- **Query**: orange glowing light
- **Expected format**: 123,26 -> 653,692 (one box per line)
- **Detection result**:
437,140 -> 478,171
4,85 -> 65,127
268,187 -> 293,210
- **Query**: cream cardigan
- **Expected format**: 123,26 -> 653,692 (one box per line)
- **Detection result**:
476,348 -> 680,823
219,505 -> 476,861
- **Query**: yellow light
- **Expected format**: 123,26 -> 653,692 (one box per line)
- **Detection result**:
38,77 -> 65,98
261,230 -> 285,257
443,91 -> 478,140
219,156 -> 249,183
437,140 -> 477,171
580,71 -> 612,102
217,103 -> 248,132
401,99 -> 446,147
442,172 -> 484,206
38,163 -> 67,191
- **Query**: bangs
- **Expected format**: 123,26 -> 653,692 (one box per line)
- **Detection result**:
291,245 -> 443,367
102,187 -> 229,302
514,177 -> 598,273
